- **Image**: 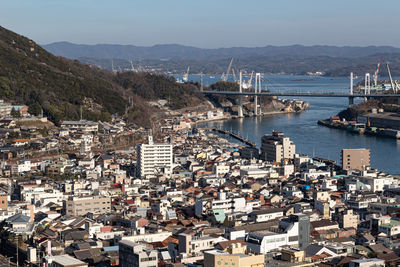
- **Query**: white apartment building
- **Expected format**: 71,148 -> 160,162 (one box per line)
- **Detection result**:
358,175 -> 393,192
260,131 -> 295,162
136,136 -> 173,178
195,193 -> 252,216
178,233 -> 227,256
120,231 -> 172,244
119,241 -> 158,267
0,100 -> 12,118
246,214 -> 310,253
12,160 -> 31,174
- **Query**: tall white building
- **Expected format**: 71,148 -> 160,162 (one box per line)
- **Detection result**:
0,100 -> 11,118
260,131 -> 295,162
136,136 -> 173,178
119,241 -> 158,267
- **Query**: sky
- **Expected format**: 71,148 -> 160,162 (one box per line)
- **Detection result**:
1,0 -> 400,48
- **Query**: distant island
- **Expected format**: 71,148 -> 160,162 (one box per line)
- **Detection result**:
42,42 -> 400,77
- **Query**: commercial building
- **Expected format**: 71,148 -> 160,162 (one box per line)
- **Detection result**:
61,120 -> 99,133
178,233 -> 225,256
341,149 -> 370,171
64,196 -> 111,216
260,131 -> 295,162
349,258 -> 385,267
136,136 -> 173,178
0,195 -> 8,210
119,240 -> 158,267
245,214 -> 309,253
0,100 -> 11,118
204,246 -> 264,267
358,112 -> 400,130
47,254 -> 88,267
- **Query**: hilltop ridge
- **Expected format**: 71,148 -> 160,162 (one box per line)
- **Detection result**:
0,26 -> 205,126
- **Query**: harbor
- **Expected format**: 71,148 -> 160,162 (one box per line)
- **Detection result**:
317,117 -> 400,139
209,128 -> 257,147
197,75 -> 400,174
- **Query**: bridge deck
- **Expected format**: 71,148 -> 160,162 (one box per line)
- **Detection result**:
202,90 -> 400,98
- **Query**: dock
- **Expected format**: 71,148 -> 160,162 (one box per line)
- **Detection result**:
208,128 -> 257,147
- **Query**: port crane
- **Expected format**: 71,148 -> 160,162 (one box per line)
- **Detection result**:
386,62 -> 399,93
373,60 -> 380,86
182,67 -> 190,82
111,59 -> 116,73
221,58 -> 234,82
232,69 -> 238,83
130,60 -> 137,72
242,71 -> 254,89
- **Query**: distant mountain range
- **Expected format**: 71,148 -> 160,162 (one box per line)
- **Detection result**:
43,42 -> 400,60
42,42 -> 400,76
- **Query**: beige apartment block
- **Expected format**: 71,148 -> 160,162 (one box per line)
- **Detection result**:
342,148 -> 370,171
64,196 -> 111,216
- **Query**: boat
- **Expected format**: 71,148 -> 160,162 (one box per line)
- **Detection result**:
346,123 -> 366,134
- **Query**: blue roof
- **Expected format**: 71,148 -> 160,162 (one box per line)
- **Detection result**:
103,246 -> 119,252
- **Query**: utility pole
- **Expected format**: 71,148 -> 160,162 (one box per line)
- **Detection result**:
16,235 -> 19,267
200,73 -> 203,92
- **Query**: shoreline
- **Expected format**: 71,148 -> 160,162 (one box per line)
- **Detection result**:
193,109 -> 305,125
317,119 -> 400,140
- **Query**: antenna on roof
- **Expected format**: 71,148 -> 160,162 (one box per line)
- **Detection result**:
80,106 -> 83,121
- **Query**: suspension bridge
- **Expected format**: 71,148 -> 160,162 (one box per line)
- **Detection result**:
201,72 -> 400,116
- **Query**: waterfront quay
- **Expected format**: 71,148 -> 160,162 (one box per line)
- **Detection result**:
318,111 -> 400,139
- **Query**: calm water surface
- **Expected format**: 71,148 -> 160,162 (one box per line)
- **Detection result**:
189,74 -> 400,174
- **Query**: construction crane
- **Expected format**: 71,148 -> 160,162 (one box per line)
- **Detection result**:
221,58 -> 234,81
182,66 -> 190,82
386,62 -> 396,93
242,71 -> 254,89
111,59 -> 116,73
130,60 -> 136,72
373,60 -> 380,86
232,68 -> 237,83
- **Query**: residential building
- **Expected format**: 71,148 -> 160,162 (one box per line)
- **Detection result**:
349,258 -> 385,267
260,131 -> 295,162
47,254 -> 88,267
136,136 -> 173,178
178,233 -> 226,256
0,100 -> 11,117
245,214 -> 309,253
0,194 -> 7,210
61,120 -> 98,133
248,208 -> 284,223
64,196 -> 111,216
342,148 -> 370,171
119,240 -> 158,267
204,247 -> 264,267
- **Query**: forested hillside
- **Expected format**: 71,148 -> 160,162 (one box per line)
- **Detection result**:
0,26 -> 206,126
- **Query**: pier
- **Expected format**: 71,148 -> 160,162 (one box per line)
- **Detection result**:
208,128 -> 257,147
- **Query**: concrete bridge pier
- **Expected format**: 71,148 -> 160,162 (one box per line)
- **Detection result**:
238,96 -> 244,117
348,96 -> 354,106
238,71 -> 244,118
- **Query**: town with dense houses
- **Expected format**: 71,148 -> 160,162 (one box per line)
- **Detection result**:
0,98 -> 398,267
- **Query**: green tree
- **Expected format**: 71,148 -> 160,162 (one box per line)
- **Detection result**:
28,102 -> 42,116
100,111 -> 112,122
10,107 -> 20,118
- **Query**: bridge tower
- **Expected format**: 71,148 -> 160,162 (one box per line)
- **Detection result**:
349,72 -> 354,106
254,73 -> 261,116
364,73 -> 371,102
238,71 -> 244,117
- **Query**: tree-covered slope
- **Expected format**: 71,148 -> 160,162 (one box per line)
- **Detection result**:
0,26 -> 206,126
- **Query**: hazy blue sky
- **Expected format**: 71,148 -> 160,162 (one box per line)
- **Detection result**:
1,0 -> 400,48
